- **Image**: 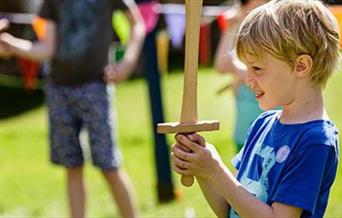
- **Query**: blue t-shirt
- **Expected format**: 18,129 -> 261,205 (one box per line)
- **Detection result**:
229,110 -> 339,218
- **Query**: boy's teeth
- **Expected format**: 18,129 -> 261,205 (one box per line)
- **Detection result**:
256,91 -> 264,98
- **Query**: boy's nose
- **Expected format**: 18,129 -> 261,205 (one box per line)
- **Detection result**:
245,70 -> 255,88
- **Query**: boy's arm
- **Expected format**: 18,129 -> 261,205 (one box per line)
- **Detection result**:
214,23 -> 247,81
196,176 -> 229,217
214,9 -> 247,81
0,19 -> 56,61
122,2 -> 145,67
174,134 -> 303,217
104,1 -> 145,83
210,164 -> 302,217
173,134 -> 229,218
173,143 -> 230,217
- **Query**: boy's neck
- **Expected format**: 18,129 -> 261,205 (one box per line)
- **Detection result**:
280,86 -> 327,124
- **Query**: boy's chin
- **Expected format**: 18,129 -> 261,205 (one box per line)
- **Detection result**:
259,103 -> 278,111
258,103 -> 267,111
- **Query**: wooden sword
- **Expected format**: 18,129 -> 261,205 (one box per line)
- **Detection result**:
157,0 -> 220,187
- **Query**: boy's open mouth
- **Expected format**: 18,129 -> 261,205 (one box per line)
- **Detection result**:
255,90 -> 265,99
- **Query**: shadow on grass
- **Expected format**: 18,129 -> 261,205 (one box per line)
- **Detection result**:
0,86 -> 44,119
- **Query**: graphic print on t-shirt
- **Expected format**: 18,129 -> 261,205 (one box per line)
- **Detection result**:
230,142 -> 290,218
241,143 -> 276,202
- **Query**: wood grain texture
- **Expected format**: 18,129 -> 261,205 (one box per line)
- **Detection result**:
157,120 -> 219,134
157,0 -> 220,187
179,0 -> 203,123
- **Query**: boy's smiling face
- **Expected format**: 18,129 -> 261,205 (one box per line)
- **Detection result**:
243,53 -> 298,111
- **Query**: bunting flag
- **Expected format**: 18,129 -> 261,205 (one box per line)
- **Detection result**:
112,10 -> 130,45
17,16 -> 46,91
156,30 -> 169,75
138,1 -> 159,34
17,58 -> 39,91
32,16 -> 47,39
165,13 -> 186,49
199,23 -> 211,65
216,13 -> 228,32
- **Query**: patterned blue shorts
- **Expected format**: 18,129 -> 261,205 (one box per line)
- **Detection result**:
45,80 -> 121,170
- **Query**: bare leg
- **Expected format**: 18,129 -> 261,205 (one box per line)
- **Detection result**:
102,169 -> 137,218
67,166 -> 85,218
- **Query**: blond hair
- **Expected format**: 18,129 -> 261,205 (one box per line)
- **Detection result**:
236,0 -> 340,87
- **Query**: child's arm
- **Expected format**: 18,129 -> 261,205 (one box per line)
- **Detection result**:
213,20 -> 247,81
172,134 -> 303,217
104,1 -> 145,84
0,19 -> 56,61
172,134 -> 229,217
196,177 -> 229,218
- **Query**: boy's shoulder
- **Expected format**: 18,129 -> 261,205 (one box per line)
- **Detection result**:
252,110 -> 339,147
245,110 -> 280,141
251,110 -> 280,128
257,110 -> 280,119
297,120 -> 339,150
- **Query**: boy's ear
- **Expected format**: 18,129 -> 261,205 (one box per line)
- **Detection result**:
295,54 -> 313,78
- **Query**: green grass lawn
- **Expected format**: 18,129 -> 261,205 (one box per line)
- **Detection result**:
0,67 -> 341,217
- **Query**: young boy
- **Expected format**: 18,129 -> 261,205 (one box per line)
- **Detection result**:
172,0 -> 339,217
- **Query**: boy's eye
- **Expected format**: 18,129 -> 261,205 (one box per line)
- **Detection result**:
252,66 -> 262,71
252,66 -> 262,74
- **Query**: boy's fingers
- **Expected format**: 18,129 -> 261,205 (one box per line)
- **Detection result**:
173,145 -> 199,163
173,166 -> 192,176
188,133 -> 205,146
171,152 -> 192,175
176,134 -> 201,152
176,142 -> 191,152
172,145 -> 192,161
172,153 -> 189,169
174,134 -> 191,152
175,133 -> 205,147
